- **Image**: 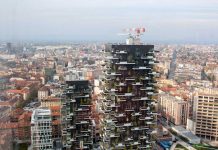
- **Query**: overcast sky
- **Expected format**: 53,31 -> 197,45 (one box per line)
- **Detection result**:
0,0 -> 218,43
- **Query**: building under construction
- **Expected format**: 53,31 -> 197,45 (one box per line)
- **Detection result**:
100,28 -> 158,149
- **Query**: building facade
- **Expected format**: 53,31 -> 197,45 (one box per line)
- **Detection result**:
61,73 -> 94,149
38,86 -> 50,101
190,88 -> 218,141
17,111 -> 32,141
31,108 -> 53,150
100,44 -> 158,149
40,97 -> 61,108
158,93 -> 189,126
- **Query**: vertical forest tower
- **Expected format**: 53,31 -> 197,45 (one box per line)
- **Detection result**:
101,30 -> 158,149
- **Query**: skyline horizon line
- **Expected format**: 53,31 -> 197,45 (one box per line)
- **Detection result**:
1,39 -> 218,45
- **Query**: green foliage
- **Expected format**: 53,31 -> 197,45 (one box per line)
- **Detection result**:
18,143 -> 28,150
16,86 -> 38,108
27,86 -> 38,100
193,144 -> 218,150
175,144 -> 188,150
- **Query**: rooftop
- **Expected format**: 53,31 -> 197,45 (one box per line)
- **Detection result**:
171,126 -> 200,143
31,108 -> 51,123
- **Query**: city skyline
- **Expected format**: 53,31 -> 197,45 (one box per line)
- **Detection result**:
1,41 -> 218,149
0,0 -> 218,43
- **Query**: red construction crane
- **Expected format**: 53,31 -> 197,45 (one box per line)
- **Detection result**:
118,27 -> 146,44
122,27 -> 146,36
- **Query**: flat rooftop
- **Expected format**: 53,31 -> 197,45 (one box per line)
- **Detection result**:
172,126 -> 200,142
31,108 -> 51,123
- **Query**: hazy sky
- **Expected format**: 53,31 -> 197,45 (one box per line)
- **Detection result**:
0,0 -> 218,43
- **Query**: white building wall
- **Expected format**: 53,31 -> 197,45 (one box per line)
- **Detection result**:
31,108 -> 53,150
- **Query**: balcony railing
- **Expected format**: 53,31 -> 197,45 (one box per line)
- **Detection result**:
116,61 -> 135,65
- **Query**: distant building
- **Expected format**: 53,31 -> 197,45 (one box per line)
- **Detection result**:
40,97 -> 61,108
187,88 -> 218,141
7,88 -> 29,100
186,79 -> 213,88
174,63 -> 202,81
158,93 -> 189,126
17,111 -> 32,141
31,108 -> 53,150
9,109 -> 32,141
6,42 -> 12,53
38,86 -> 50,101
50,106 -> 61,138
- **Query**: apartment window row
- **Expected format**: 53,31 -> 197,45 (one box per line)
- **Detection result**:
197,109 -> 218,113
199,96 -> 218,100
196,130 -> 218,135
32,139 -> 52,143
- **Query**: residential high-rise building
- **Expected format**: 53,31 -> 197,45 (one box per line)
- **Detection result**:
31,108 -> 53,150
187,88 -> 218,141
158,93 -> 189,126
100,41 -> 158,149
61,71 -> 94,149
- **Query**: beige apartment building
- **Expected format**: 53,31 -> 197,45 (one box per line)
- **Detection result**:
40,97 -> 61,108
189,88 -> 218,141
38,85 -> 50,101
158,92 -> 189,126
